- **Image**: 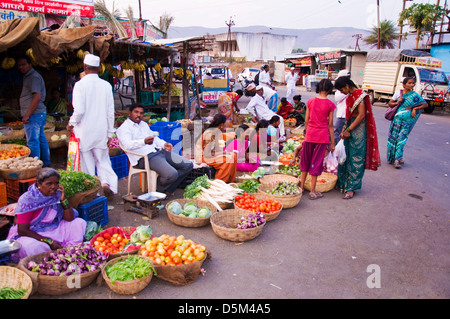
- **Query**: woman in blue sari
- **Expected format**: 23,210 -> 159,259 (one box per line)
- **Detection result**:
387,77 -> 428,169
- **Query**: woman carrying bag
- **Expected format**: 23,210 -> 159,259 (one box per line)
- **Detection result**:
386,77 -> 428,169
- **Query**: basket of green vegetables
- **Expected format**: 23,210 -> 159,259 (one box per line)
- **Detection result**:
102,255 -> 156,295
0,266 -> 33,299
59,170 -> 101,208
257,181 -> 303,209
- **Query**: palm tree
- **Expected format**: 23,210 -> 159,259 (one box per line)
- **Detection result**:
159,12 -> 175,39
364,20 -> 398,49
398,3 -> 445,49
94,0 -> 128,38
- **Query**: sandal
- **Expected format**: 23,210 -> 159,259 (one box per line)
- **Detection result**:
394,160 -> 401,169
343,191 -> 354,199
398,159 -> 404,165
309,191 -> 324,200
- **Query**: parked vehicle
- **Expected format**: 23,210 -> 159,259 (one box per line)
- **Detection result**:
199,65 -> 232,104
362,49 -> 449,113
237,68 -> 260,83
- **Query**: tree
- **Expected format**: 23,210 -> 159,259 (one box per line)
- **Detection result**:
398,3 -> 445,49
159,12 -> 175,39
364,20 -> 398,49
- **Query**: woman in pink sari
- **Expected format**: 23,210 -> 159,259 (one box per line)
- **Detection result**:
7,167 -> 87,261
224,124 -> 260,172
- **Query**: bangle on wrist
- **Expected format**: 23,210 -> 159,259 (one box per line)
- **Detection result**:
61,199 -> 70,210
346,127 -> 352,132
40,237 -> 54,246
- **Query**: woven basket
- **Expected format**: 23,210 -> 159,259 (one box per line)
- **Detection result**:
102,255 -> 153,295
257,183 -> 302,209
7,123 -> 23,130
259,174 -> 299,186
0,162 -> 43,180
165,199 -> 218,228
0,129 -> 25,142
304,172 -> 338,193
17,250 -> 104,296
284,119 -> 297,128
234,193 -> 283,222
67,178 -> 101,209
0,266 -> 33,299
45,130 -> 70,149
210,209 -> 265,242
108,147 -> 123,157
0,144 -> 31,161
90,226 -> 139,261
44,122 -> 55,132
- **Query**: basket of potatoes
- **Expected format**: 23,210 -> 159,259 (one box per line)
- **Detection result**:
0,156 -> 44,180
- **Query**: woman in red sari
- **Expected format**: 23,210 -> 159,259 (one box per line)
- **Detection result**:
334,77 -> 381,199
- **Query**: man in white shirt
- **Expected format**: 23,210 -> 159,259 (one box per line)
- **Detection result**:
259,64 -> 272,89
245,85 -> 285,137
285,67 -> 300,104
262,86 -> 279,112
333,70 -> 351,143
67,54 -> 117,199
116,104 -> 193,196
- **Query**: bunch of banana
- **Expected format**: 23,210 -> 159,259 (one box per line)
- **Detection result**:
173,68 -> 184,79
98,63 -> 106,76
1,57 -> 15,69
66,64 -> 79,74
110,68 -> 125,78
120,61 -> 133,70
76,49 -> 89,60
154,63 -> 161,72
185,69 -> 192,80
49,56 -> 62,65
26,48 -> 37,65
105,63 -> 113,72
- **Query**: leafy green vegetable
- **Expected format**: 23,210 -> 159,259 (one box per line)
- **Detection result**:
238,179 -> 260,193
183,175 -> 211,199
84,221 -> 102,241
136,225 -> 153,242
105,255 -> 157,284
167,201 -> 182,215
59,170 -> 97,199
251,167 -> 265,179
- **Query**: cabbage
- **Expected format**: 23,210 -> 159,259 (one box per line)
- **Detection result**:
183,205 -> 198,215
161,117 -> 168,122
136,225 -> 153,242
198,207 -> 212,218
130,231 -> 141,243
188,212 -> 198,218
183,201 -> 197,210
168,201 -> 182,215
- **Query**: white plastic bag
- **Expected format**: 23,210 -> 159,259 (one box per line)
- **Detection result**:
323,152 -> 338,174
335,139 -> 346,165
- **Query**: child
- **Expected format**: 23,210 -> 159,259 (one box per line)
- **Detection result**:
300,79 -> 336,199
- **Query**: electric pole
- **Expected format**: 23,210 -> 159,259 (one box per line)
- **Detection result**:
377,0 -> 380,49
225,16 -> 235,61
353,34 -> 362,51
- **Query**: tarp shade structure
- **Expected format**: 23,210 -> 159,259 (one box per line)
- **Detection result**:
0,17 -> 40,53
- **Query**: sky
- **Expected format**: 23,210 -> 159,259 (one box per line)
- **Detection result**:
102,0 -> 440,31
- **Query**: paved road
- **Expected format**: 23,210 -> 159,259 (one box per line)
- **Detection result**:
33,85 -> 449,302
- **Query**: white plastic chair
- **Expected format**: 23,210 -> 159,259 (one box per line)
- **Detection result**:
119,141 -> 158,194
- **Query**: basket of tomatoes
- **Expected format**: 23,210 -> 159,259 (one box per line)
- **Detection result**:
234,192 -> 283,222
0,144 -> 30,161
138,234 -> 209,286
90,226 -> 140,260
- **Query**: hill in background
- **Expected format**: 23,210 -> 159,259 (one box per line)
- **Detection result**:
168,25 -> 422,53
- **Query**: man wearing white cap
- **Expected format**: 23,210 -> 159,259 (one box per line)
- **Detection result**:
245,85 -> 285,137
285,67 -> 300,104
67,53 -> 118,199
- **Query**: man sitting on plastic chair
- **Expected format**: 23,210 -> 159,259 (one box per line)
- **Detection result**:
116,103 -> 193,197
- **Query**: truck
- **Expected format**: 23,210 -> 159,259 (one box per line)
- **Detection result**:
362,49 -> 449,113
198,63 -> 233,105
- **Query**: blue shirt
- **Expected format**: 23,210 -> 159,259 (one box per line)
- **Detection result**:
19,68 -> 46,117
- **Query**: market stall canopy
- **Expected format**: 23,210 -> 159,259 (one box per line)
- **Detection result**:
0,17 -> 39,53
32,24 -> 97,67
149,35 -> 215,53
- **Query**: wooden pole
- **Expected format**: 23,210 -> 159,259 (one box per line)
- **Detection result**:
377,0 -> 381,49
166,51 -> 174,120
182,41 -> 189,120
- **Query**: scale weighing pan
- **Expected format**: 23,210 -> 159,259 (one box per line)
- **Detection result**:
137,192 -> 167,202
0,239 -> 21,255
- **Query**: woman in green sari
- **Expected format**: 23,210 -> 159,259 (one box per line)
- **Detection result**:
386,77 -> 428,169
334,77 -> 381,199
47,88 -> 68,116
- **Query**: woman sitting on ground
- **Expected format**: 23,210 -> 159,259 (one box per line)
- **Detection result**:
224,124 -> 260,173
195,113 -> 237,183
7,167 -> 87,260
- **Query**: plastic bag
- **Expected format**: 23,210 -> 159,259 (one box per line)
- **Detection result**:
335,139 -> 346,165
323,152 -> 338,174
67,133 -> 80,171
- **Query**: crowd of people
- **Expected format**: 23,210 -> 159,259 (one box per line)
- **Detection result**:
10,57 -> 427,259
